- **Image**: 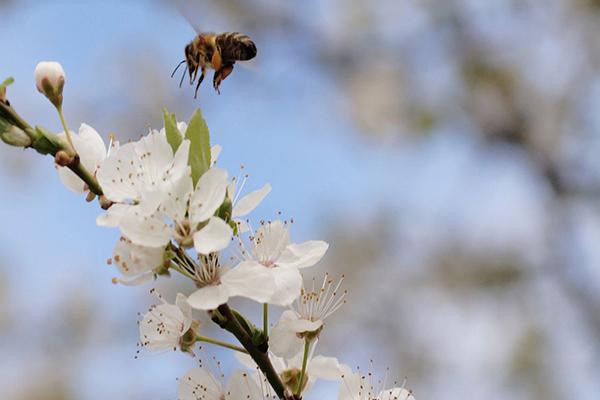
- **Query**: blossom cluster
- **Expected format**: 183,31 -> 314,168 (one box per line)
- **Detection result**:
0,61 -> 415,400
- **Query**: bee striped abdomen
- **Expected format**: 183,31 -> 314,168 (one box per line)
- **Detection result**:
216,32 -> 257,62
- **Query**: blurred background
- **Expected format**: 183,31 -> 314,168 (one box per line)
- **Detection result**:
1,0 -> 600,399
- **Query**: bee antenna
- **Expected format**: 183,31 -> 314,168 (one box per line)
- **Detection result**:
179,66 -> 187,88
171,60 -> 187,78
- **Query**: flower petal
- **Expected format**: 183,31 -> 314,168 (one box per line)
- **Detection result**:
193,216 -> 233,254
338,372 -> 371,400
211,144 -> 222,165
278,240 -> 329,269
378,388 -> 415,400
160,169 -> 193,222
57,124 -> 107,193
96,203 -> 131,227
232,183 -> 271,217
269,267 -> 303,306
178,367 -> 223,400
287,318 -> 323,334
112,237 -> 164,279
97,142 -> 140,202
119,212 -> 172,248
190,168 -> 228,223
187,283 -> 230,310
226,370 -> 264,400
269,310 -> 304,358
175,293 -> 193,332
308,356 -> 348,381
221,261 -> 275,304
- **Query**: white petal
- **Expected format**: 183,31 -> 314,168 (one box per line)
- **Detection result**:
190,168 -> 228,223
178,367 -> 224,400
378,388 -> 415,400
269,310 -> 304,358
269,267 -> 303,306
160,170 -> 193,222
58,164 -> 85,193
112,238 -> 164,279
134,129 -> 173,183
232,183 -> 271,217
226,370 -> 264,400
338,373 -> 370,400
193,216 -> 233,254
211,144 -> 222,165
119,212 -> 172,248
287,318 -> 323,334
96,203 -> 131,227
168,139 -> 191,181
57,124 -> 107,193
175,293 -> 193,331
187,283 -> 230,310
278,240 -> 329,269
76,124 -> 107,171
308,356 -> 346,381
97,142 -> 141,202
221,261 -> 275,304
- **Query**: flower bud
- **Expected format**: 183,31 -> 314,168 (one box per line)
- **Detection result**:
0,124 -> 32,147
54,149 -> 76,166
34,61 -> 65,108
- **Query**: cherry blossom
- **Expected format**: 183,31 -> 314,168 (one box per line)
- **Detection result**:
138,291 -> 194,353
236,220 -> 329,305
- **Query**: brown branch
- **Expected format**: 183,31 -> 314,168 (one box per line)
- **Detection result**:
214,304 -> 298,400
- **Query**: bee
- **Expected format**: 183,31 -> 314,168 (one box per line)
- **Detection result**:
172,32 -> 257,97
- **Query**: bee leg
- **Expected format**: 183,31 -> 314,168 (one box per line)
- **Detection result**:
194,68 -> 205,99
213,63 -> 234,94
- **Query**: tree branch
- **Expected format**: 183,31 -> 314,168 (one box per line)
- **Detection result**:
214,304 -> 298,400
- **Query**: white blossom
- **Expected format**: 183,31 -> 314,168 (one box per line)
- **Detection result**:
96,130 -> 190,227
270,274 -> 346,358
138,291 -> 193,353
338,372 -> 415,400
57,123 -> 109,193
110,236 -> 165,286
118,167 -> 233,254
236,220 -> 329,305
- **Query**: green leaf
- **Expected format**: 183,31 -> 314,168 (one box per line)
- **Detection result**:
163,108 -> 182,153
185,108 -> 211,186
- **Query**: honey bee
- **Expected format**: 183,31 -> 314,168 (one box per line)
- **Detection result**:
172,32 -> 257,97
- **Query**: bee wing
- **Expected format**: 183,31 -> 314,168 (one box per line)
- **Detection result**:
170,0 -> 229,34
171,0 -> 203,34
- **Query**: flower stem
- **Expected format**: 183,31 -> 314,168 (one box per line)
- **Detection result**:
56,106 -> 75,155
263,303 -> 269,336
195,334 -> 248,354
295,338 -> 311,396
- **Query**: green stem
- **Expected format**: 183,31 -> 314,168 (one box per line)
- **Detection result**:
195,334 -> 248,354
295,338 -> 311,396
56,106 -> 75,155
263,303 -> 269,336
